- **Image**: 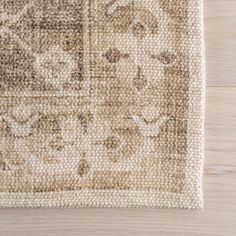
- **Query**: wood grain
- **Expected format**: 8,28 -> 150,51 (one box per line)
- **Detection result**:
205,0 -> 236,86
0,0 -> 236,235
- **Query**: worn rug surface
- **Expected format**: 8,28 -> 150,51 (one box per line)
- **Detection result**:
0,0 -> 205,208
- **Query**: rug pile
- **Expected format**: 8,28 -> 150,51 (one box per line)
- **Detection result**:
0,0 -> 205,208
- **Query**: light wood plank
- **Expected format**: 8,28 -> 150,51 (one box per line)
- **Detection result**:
205,0 -> 236,86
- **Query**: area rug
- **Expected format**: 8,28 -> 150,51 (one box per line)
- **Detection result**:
0,0 -> 205,208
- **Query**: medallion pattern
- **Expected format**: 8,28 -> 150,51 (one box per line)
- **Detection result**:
0,0 -> 190,194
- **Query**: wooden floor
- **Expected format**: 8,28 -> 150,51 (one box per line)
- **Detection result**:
0,0 -> 236,235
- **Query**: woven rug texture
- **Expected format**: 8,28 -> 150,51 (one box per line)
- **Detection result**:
0,0 -> 205,208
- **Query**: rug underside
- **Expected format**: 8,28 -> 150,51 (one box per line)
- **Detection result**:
0,0 -> 205,208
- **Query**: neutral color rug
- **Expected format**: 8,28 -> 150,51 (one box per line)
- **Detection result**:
0,0 -> 205,208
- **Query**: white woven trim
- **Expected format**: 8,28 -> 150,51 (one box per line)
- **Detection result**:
0,189 -> 202,209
